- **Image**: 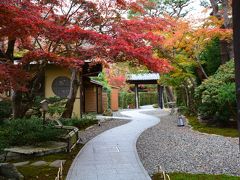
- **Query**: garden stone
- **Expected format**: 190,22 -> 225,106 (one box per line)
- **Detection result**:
0,163 -> 24,179
13,161 -> 30,167
31,161 -> 47,166
49,160 -> 66,168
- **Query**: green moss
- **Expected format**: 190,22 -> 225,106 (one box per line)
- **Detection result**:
168,172 -> 240,180
16,144 -> 83,179
17,165 -> 58,180
187,116 -> 239,138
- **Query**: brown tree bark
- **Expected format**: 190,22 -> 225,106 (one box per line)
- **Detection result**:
232,0 -> 240,150
61,69 -> 80,118
165,86 -> 175,102
210,0 -> 233,63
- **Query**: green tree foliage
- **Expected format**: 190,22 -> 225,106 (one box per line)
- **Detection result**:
200,38 -> 221,76
195,60 -> 236,124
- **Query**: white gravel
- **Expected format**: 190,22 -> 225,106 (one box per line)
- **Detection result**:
136,110 -> 240,176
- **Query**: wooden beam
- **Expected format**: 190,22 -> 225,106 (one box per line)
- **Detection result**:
126,80 -> 158,84
79,72 -> 83,118
96,86 -> 99,113
135,84 -> 139,109
158,85 -> 164,109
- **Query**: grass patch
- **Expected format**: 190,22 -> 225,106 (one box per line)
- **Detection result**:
16,144 -> 83,180
187,116 -> 239,137
167,172 -> 240,180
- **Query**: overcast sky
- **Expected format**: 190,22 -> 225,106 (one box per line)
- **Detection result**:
185,0 -> 210,24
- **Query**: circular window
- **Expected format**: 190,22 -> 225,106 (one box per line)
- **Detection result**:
52,76 -> 71,98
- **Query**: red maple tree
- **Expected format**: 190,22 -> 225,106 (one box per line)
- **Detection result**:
0,0 -> 172,118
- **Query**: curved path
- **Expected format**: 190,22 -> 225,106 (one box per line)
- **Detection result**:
67,108 -> 168,180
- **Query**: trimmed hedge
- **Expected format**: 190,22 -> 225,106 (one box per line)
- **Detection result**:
119,92 -> 158,109
60,117 -> 97,130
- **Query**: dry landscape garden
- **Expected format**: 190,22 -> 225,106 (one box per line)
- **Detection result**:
0,0 -> 240,180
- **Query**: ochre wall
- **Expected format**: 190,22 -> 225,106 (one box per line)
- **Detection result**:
45,65 -> 81,118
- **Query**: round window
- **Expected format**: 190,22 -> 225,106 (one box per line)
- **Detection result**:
52,76 -> 71,98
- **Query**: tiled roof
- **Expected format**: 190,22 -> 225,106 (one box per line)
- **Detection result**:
127,73 -> 160,81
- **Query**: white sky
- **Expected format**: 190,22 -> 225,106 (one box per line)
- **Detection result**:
184,0 -> 211,26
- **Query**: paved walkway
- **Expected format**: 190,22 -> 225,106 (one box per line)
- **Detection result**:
67,108 -> 168,180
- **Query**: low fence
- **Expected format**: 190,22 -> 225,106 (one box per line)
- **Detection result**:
55,161 -> 63,180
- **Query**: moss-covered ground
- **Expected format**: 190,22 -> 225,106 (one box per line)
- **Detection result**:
187,116 -> 239,137
152,172 -> 240,180
14,144 -> 83,180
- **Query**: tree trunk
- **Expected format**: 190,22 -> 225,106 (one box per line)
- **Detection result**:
195,66 -> 208,82
210,0 -> 233,63
183,85 -> 189,107
220,40 -> 231,64
12,69 -> 45,119
61,69 -> 79,118
12,91 -> 24,119
232,0 -> 240,150
165,86 -> 175,102
209,0 -> 219,16
6,39 -> 16,61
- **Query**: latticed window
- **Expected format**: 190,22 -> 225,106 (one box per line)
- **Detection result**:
52,76 -> 70,98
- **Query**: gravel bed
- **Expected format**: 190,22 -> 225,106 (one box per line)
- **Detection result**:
79,119 -> 129,144
137,110 -> 240,176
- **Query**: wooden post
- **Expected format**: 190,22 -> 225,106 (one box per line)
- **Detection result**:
233,0 -> 240,151
158,85 -> 164,109
79,73 -> 83,118
135,84 -> 139,109
99,87 -> 103,113
96,86 -> 99,113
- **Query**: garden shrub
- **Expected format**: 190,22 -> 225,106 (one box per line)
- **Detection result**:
153,104 -> 159,108
0,100 -> 12,121
195,60 -> 236,124
0,129 -> 8,154
102,109 -> 113,116
60,117 -> 97,130
0,117 -> 63,150
47,96 -> 67,118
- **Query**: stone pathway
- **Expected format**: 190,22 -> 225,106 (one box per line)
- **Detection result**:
67,108 -> 168,180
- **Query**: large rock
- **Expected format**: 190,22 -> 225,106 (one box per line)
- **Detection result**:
0,163 -> 24,180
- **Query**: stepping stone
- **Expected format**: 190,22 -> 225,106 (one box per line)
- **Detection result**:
49,160 -> 66,168
13,161 -> 30,167
31,161 -> 47,166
